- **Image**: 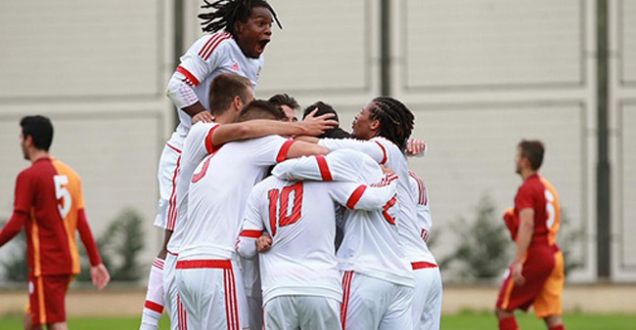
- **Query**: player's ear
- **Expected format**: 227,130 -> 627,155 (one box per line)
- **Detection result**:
233,96 -> 243,112
234,21 -> 245,36
370,119 -> 380,131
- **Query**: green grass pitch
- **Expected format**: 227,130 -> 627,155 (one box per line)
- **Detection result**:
1,312 -> 635,329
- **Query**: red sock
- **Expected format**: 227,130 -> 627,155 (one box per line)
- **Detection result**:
498,316 -> 519,330
549,325 -> 565,330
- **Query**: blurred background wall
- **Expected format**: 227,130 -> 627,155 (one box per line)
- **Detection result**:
0,0 -> 634,283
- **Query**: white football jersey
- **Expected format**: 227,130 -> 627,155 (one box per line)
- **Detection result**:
166,121 -> 221,252
272,150 -> 415,287
237,174 -> 398,305
177,135 -> 293,261
167,32 -> 264,135
318,137 -> 427,263
408,170 -> 437,264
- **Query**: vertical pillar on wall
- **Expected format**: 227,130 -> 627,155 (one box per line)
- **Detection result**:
596,0 -> 611,279
380,0 -> 391,96
172,0 -> 185,129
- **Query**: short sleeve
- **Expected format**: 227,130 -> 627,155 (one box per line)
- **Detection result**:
251,135 -> 291,166
13,171 -> 33,214
319,138 -> 388,164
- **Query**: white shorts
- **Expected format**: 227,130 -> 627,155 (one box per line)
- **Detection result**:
411,264 -> 443,330
240,257 -> 263,330
340,271 -> 414,330
154,132 -> 185,229
175,259 -> 249,330
264,296 -> 341,330
163,252 -> 189,330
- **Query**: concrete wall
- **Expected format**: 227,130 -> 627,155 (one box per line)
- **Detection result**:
0,0 -> 634,282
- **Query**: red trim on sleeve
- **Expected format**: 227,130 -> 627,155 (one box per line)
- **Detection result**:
198,32 -> 231,60
315,155 -> 333,181
411,261 -> 438,270
240,230 -> 263,238
374,141 -> 388,164
0,211 -> 27,246
176,66 -> 200,87
144,300 -> 164,314
205,125 -> 221,154
346,185 -> 368,209
77,209 -> 102,266
276,139 -> 296,163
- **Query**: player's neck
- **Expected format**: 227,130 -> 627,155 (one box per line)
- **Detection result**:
520,168 -> 537,181
28,149 -> 49,163
214,112 -> 234,124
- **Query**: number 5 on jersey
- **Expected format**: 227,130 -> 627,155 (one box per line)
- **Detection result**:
268,182 -> 304,236
54,175 -> 72,219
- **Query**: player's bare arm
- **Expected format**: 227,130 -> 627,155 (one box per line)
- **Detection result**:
208,114 -> 337,147
512,208 -> 535,285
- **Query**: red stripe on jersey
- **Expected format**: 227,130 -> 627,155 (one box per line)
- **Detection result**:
176,259 -> 232,269
276,139 -> 295,163
144,300 -> 164,314
374,140 -> 388,164
176,66 -> 200,87
152,258 -> 165,270
205,125 -> 221,154
198,32 -> 225,57
166,143 -> 182,154
315,155 -> 333,181
200,33 -> 231,60
346,185 -> 367,209
411,261 -> 438,270
167,155 -> 182,230
239,230 -> 263,238
409,171 -> 427,205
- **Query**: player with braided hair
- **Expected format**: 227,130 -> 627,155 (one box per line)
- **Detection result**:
142,1 -> 282,329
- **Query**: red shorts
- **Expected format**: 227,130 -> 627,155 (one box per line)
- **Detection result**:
496,245 -> 563,317
28,275 -> 72,326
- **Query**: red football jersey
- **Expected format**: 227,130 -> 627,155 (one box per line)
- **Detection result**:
11,157 -> 100,276
513,174 -> 561,247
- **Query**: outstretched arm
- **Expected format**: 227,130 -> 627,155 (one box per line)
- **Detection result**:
209,112 -> 337,148
330,174 -> 398,211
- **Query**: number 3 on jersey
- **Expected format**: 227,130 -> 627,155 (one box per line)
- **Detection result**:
267,182 -> 304,236
54,175 -> 72,219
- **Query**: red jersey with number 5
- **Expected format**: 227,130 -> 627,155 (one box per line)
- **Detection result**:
514,174 -> 561,247
13,157 -> 100,276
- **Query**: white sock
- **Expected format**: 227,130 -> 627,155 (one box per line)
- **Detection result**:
139,258 -> 165,330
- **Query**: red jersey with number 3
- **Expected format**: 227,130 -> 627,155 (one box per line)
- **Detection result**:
514,174 -> 561,247
14,157 -> 88,276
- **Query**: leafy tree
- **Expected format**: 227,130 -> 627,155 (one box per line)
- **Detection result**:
441,194 -> 512,281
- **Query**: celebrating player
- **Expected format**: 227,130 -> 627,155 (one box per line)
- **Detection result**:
495,140 -> 566,330
142,0 -> 282,328
273,148 -> 415,330
237,152 -> 398,330
174,101 -> 329,329
160,74 -> 335,330
269,93 -> 300,122
0,116 -> 110,330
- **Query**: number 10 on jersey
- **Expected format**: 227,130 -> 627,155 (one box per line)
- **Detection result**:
267,182 -> 304,236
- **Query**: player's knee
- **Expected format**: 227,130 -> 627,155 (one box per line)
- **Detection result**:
494,308 -> 512,320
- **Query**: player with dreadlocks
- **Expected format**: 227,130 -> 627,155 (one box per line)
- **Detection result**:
141,1 -> 282,330
307,97 -> 435,329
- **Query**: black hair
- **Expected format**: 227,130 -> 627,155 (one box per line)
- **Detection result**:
369,97 -> 414,151
269,93 -> 299,110
518,139 -> 545,170
199,0 -> 282,36
302,101 -> 339,123
20,115 -> 54,151
209,73 -> 253,115
238,99 -> 286,122
302,101 -> 351,139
